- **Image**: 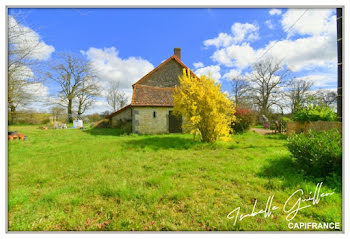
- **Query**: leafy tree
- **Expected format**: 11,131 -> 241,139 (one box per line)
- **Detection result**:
293,104 -> 337,122
173,69 -> 235,142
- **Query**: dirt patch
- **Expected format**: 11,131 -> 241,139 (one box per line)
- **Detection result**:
250,128 -> 275,135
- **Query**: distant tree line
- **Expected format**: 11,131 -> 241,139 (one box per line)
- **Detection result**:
229,57 -> 337,121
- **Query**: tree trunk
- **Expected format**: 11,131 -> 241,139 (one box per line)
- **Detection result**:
68,99 -> 73,123
77,102 -> 82,119
9,105 -> 16,125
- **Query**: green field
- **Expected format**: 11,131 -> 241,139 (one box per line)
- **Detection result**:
8,125 -> 342,231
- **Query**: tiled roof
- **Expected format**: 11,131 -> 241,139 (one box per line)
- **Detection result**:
131,84 -> 174,106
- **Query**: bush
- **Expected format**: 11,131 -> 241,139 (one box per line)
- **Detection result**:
9,111 -> 51,125
113,120 -> 132,134
293,104 -> 337,122
287,129 -> 342,177
173,68 -> 235,142
232,106 -> 257,133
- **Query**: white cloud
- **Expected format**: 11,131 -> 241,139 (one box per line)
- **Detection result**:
204,22 -> 259,48
223,69 -> 242,81
18,82 -> 50,111
265,20 -> 274,30
204,33 -> 233,48
210,9 -> 337,72
269,9 -> 282,16
294,74 -> 337,88
281,9 -> 335,37
81,47 -> 154,104
193,61 -> 204,68
8,15 -> 55,60
9,64 -> 34,81
231,22 -> 259,43
194,65 -> 221,82
85,99 -> 111,114
211,43 -> 259,68
24,82 -> 49,101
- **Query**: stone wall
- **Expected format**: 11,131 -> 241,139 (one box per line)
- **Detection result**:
110,107 -> 132,128
138,59 -> 182,88
132,106 -> 173,134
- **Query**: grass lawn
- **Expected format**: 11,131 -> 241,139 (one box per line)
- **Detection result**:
8,125 -> 342,231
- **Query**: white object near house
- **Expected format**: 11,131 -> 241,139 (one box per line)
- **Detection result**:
73,120 -> 83,128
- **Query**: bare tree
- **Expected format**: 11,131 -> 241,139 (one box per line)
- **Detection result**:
8,14 -> 50,123
308,90 -> 337,108
285,78 -> 313,114
46,53 -> 97,122
50,106 -> 66,122
101,110 -> 111,118
76,78 -> 100,118
8,66 -> 34,112
246,58 -> 290,115
230,76 -> 249,106
8,15 -> 40,72
106,81 -> 128,112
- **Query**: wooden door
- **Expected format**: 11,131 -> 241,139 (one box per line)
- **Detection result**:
169,111 -> 182,133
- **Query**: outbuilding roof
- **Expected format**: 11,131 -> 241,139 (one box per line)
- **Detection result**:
105,104 -> 131,119
131,84 -> 174,106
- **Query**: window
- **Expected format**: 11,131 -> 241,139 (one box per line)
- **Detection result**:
153,111 -> 156,118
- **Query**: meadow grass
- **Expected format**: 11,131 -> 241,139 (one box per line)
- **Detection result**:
8,125 -> 342,231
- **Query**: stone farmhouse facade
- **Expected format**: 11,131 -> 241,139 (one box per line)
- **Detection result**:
106,48 -> 197,134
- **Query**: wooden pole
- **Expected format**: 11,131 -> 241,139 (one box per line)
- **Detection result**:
337,8 -> 343,122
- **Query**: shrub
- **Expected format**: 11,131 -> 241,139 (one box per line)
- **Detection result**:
173,68 -> 235,142
293,104 -> 337,122
8,111 -> 51,125
287,129 -> 342,177
232,106 -> 256,133
114,120 -> 132,134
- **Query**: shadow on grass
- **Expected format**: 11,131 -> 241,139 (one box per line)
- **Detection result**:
83,127 -> 129,136
258,155 -> 320,189
264,133 -> 288,140
123,135 -> 203,151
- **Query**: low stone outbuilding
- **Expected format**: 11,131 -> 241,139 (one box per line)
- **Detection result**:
106,48 -> 197,134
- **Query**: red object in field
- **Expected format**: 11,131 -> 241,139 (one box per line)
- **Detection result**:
8,132 -> 26,141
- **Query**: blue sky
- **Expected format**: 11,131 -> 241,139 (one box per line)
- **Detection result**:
9,8 -> 338,113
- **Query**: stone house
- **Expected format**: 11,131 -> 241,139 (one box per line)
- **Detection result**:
106,48 -> 197,134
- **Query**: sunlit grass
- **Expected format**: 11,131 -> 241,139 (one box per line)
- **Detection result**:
8,125 -> 342,231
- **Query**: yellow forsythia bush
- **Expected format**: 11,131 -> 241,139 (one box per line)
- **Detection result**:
173,68 -> 236,142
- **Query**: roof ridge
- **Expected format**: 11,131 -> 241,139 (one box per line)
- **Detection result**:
134,84 -> 174,90
132,54 -> 199,87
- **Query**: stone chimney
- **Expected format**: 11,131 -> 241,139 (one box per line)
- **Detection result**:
174,48 -> 181,60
